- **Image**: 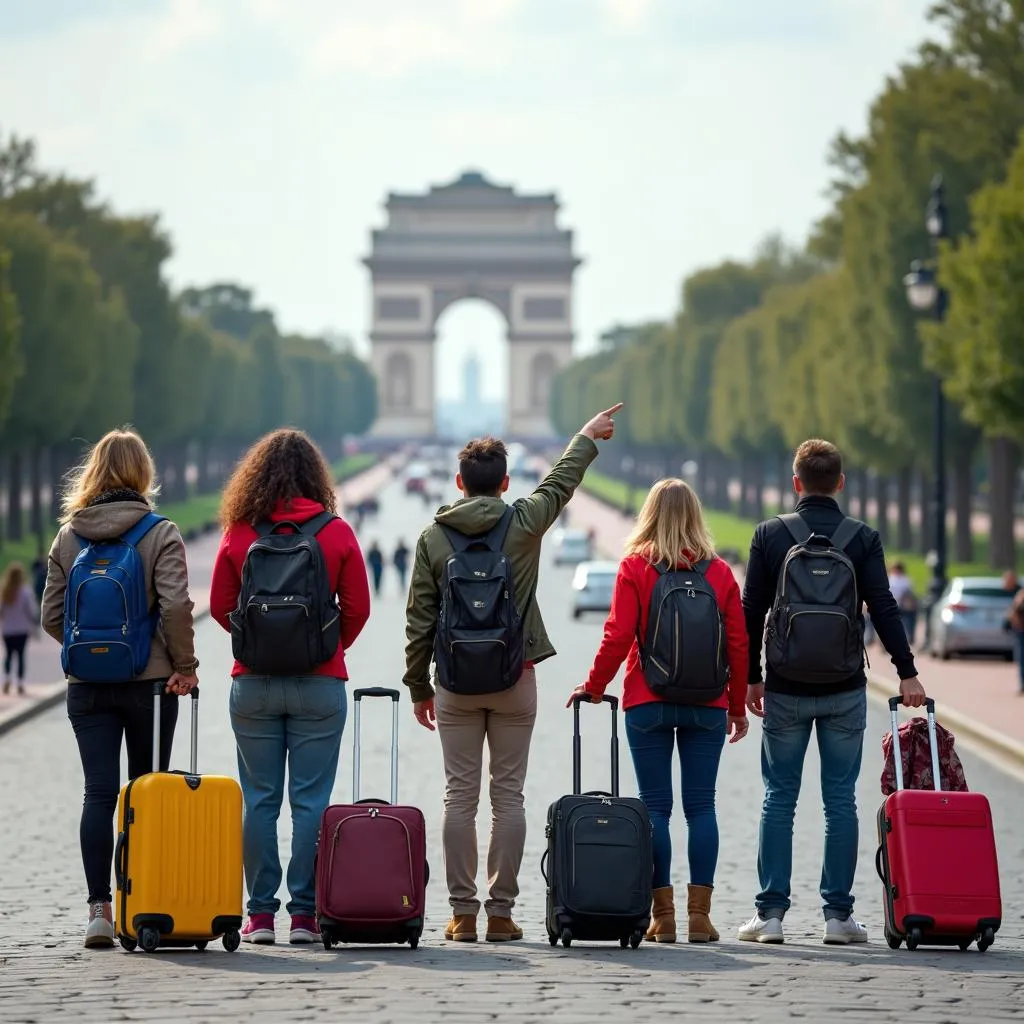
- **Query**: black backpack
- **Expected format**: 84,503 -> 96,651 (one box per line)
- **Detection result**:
230,512 -> 341,675
765,513 -> 864,684
638,560 -> 729,704
434,506 -> 524,695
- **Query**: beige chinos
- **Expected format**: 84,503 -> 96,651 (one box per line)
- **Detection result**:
435,668 -> 537,918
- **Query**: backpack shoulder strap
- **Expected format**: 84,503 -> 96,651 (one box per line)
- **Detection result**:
692,558 -> 713,574
440,506 -> 514,555
488,505 -> 515,551
120,511 -> 165,548
298,511 -> 338,537
829,517 -> 862,553
777,512 -> 812,546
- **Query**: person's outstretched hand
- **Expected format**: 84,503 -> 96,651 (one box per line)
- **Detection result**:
566,684 -> 601,708
581,404 -> 624,442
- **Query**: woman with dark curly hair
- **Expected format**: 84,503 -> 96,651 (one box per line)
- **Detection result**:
210,428 -> 370,946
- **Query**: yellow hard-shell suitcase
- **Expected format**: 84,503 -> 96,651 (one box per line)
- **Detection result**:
115,685 -> 243,953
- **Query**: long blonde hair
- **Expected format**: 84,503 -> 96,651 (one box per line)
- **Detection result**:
1,562 -> 25,607
625,478 -> 715,568
61,428 -> 158,523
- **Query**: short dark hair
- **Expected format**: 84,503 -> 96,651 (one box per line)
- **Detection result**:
793,438 -> 843,495
458,437 -> 508,496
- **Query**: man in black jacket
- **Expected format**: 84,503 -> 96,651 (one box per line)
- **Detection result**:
737,439 -> 926,946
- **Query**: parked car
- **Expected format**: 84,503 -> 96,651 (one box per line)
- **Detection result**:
404,462 -> 429,495
929,576 -> 1022,660
571,561 -> 619,619
552,529 -> 593,566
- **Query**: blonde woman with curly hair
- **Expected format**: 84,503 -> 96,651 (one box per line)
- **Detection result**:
569,479 -> 749,945
210,428 -> 370,946
40,427 -> 199,949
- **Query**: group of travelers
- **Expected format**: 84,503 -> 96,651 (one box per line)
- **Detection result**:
364,540 -> 410,597
41,412 -> 930,952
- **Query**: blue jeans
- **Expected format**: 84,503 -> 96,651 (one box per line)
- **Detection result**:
756,688 -> 866,921
230,676 -> 347,916
1015,631 -> 1024,691
625,701 -> 727,888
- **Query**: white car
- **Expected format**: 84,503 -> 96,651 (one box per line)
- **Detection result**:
572,561 -> 619,619
552,529 -> 593,566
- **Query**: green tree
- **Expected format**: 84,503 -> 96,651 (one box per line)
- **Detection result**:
0,246 -> 22,430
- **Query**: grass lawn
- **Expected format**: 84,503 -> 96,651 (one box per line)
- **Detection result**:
0,452 -> 380,576
581,468 -> 1015,594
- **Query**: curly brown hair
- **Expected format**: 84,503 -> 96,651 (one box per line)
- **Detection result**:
220,429 -> 337,527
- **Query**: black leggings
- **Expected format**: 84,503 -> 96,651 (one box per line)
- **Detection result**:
3,633 -> 28,680
67,682 -> 179,903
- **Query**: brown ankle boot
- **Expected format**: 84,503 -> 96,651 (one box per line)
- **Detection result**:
644,886 -> 676,943
444,914 -> 478,942
687,884 -> 719,942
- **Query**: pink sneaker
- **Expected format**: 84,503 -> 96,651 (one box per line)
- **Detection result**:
289,915 -> 320,944
241,913 -> 276,944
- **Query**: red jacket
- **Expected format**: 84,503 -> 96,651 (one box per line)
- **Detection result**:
584,553 -> 748,716
210,498 -> 371,680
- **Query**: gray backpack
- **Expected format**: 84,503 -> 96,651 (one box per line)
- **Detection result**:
639,560 -> 729,704
765,514 -> 864,683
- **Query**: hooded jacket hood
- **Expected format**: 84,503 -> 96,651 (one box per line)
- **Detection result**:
433,496 -> 507,537
69,499 -> 153,541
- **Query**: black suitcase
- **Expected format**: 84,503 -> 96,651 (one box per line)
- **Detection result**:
542,694 -> 652,949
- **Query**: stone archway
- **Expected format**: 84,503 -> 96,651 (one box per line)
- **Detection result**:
363,170 -> 582,439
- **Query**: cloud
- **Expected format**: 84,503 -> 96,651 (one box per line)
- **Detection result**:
601,0 -> 656,32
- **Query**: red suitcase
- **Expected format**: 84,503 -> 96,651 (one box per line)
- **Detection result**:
315,687 -> 428,949
876,696 -> 1001,952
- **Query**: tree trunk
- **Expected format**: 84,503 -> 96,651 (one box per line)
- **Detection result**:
777,451 -> 792,513
6,450 -> 23,542
751,457 -> 766,521
952,442 -> 974,564
697,453 -> 711,505
875,474 -> 890,545
896,466 -> 913,552
196,443 -> 212,496
737,458 -> 751,519
988,437 -> 1020,571
918,467 -> 932,556
29,447 -> 44,545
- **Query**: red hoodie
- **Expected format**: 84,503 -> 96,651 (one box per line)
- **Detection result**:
210,498 -> 371,680
583,553 -> 748,716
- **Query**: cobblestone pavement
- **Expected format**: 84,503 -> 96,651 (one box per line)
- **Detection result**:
2,470 -> 1023,1023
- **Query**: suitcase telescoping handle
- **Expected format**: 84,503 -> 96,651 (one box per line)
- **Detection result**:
151,681 -> 199,775
352,687 -> 400,805
572,693 -> 619,798
888,695 -> 940,792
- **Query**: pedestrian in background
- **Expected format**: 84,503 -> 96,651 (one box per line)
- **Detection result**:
393,539 -> 410,591
888,561 -> 918,646
1,562 -> 38,696
1003,569 -> 1024,694
41,427 -> 199,949
570,478 -> 749,944
367,541 -> 385,597
211,428 -> 370,947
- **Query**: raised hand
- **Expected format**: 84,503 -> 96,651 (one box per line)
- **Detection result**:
581,403 -> 624,442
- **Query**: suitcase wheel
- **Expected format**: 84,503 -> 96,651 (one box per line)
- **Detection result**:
630,931 -> 642,950
978,927 -> 995,953
119,936 -> 137,953
548,933 -> 558,947
883,924 -> 901,950
619,936 -> 629,949
560,928 -> 572,949
958,939 -> 972,952
139,927 -> 160,954
222,929 -> 241,953
905,928 -> 922,952
194,940 -> 208,951
323,935 -> 334,950
409,934 -> 419,950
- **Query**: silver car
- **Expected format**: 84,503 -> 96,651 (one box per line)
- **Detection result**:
552,529 -> 594,567
571,561 -> 619,619
929,576 -> 1022,660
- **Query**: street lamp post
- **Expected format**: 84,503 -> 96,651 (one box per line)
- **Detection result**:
903,174 -> 949,649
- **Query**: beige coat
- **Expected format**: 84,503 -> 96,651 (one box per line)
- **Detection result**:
41,499 -> 199,682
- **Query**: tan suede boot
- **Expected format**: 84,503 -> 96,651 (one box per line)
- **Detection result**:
644,886 -> 676,943
485,916 -> 524,942
444,914 -> 478,942
687,884 -> 719,943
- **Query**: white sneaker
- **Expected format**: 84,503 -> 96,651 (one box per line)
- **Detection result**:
85,901 -> 115,949
737,914 -> 785,943
823,916 -> 868,944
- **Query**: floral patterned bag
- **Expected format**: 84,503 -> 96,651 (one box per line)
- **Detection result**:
881,716 -> 969,795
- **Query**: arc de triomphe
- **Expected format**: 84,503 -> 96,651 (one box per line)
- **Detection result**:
364,171 -> 581,438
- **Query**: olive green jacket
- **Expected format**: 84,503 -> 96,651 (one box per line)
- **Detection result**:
403,434 -> 599,702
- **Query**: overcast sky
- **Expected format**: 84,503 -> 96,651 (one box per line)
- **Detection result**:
0,0 -> 933,400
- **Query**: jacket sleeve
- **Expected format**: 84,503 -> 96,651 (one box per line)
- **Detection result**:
153,523 -> 199,674
585,561 -> 640,695
209,529 -> 240,633
516,434 -> 599,538
40,532 -> 67,644
715,561 -> 749,717
860,530 -> 918,679
21,585 -> 39,628
336,522 -> 371,650
402,531 -> 439,703
741,524 -> 772,685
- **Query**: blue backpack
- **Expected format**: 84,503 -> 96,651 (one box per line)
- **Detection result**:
62,512 -> 165,682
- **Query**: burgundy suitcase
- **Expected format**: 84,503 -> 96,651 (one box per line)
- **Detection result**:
876,696 -> 1001,952
315,687 -> 428,949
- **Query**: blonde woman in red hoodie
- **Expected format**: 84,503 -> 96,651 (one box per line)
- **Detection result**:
569,479 -> 748,944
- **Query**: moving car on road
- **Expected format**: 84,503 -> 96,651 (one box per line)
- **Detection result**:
551,528 -> 593,566
571,560 -> 619,619
404,462 -> 429,495
929,575 -> 1023,660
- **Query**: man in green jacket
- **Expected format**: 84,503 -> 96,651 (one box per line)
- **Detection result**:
404,404 -> 622,944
